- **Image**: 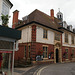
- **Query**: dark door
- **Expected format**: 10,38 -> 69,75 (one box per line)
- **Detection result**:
56,49 -> 59,63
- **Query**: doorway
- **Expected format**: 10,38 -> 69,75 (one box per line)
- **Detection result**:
56,49 -> 59,63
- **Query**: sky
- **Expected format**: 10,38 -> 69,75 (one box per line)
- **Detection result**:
9,0 -> 75,28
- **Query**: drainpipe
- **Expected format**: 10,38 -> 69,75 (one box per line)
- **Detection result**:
12,42 -> 15,75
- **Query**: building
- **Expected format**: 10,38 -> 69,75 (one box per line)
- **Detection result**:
0,25 -> 21,75
12,9 -> 75,64
0,0 -> 13,25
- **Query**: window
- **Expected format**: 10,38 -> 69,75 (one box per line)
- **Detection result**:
2,2 -> 9,15
60,15 -> 61,18
72,35 -> 74,44
65,33 -> 68,43
43,47 -> 48,58
72,49 -> 74,58
57,15 -> 59,19
65,49 -> 68,59
43,29 -> 47,39
24,46 -> 26,57
28,45 -> 30,58
55,33 -> 60,41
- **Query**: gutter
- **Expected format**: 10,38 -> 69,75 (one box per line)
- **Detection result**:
16,21 -> 63,33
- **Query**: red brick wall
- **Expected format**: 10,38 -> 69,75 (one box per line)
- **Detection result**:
35,43 -> 54,59
15,44 -> 25,60
32,25 -> 36,42
15,42 -> 54,61
62,46 -> 75,61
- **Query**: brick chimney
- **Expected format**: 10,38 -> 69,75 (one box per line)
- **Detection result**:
50,9 -> 54,21
12,10 -> 19,29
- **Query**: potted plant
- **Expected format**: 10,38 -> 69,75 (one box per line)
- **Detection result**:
38,50 -> 43,55
63,52 -> 67,58
49,50 -> 54,59
36,50 -> 43,61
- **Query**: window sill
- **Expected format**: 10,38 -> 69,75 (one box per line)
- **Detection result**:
43,38 -> 48,40
65,59 -> 69,60
43,58 -> 48,60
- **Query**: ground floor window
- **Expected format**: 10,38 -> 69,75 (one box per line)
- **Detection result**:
28,45 -> 30,58
65,49 -> 68,59
0,53 -> 12,75
72,49 -> 74,58
24,45 -> 26,57
43,47 -> 48,58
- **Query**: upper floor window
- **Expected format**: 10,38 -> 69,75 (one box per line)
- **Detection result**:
65,33 -> 68,43
71,35 -> 74,44
2,2 -> 9,15
43,29 -> 47,39
55,33 -> 60,41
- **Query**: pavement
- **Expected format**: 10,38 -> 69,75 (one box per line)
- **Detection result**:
14,66 -> 35,75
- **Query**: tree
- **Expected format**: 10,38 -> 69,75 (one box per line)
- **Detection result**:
1,14 -> 10,27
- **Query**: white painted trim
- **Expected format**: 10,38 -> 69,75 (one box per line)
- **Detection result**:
0,37 -> 16,42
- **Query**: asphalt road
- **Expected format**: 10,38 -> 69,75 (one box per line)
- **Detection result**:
23,64 -> 48,75
37,63 -> 75,75
15,63 -> 75,75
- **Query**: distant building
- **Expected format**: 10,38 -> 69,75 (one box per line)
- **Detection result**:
12,9 -> 75,64
0,0 -> 13,25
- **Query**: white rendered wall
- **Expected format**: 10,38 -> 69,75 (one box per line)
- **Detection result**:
62,33 -> 75,47
36,26 -> 54,44
18,26 -> 32,43
0,0 -> 11,25
0,0 -> 2,25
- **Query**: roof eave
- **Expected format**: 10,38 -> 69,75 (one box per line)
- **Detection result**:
16,21 -> 63,33
58,27 -> 75,34
6,0 -> 13,8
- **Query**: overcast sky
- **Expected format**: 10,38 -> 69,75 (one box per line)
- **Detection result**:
9,0 -> 75,28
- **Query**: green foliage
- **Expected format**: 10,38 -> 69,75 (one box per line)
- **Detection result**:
1,14 -> 10,26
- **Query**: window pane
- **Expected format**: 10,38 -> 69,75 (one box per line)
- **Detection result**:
43,29 -> 47,39
65,33 -> 68,43
25,46 -> 26,57
28,46 -> 30,57
43,47 -> 48,58
65,49 -> 68,59
72,50 -> 74,58
72,36 -> 74,44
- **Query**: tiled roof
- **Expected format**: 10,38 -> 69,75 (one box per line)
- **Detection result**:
16,9 -> 62,32
0,25 -> 21,40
